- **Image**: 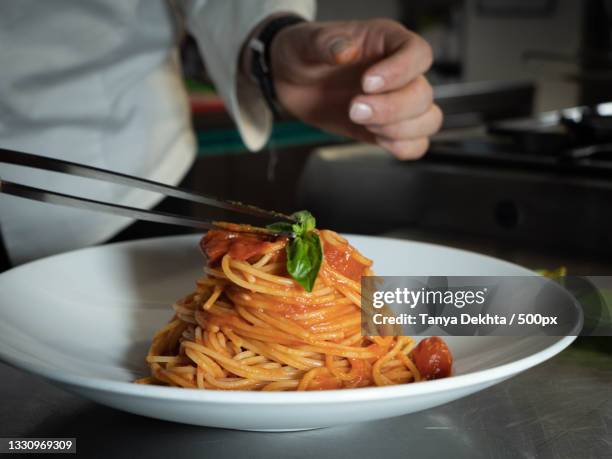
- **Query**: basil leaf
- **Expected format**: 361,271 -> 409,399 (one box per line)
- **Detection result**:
291,210 -> 316,234
266,222 -> 294,233
286,232 -> 322,292
268,210 -> 322,291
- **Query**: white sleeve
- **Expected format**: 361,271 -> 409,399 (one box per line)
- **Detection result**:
182,0 -> 316,151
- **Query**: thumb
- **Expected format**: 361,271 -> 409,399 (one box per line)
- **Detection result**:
305,31 -> 359,65
326,37 -> 360,65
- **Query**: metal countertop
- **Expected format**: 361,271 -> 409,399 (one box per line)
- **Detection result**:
0,344 -> 609,459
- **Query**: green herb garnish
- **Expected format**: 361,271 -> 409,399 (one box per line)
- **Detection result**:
267,210 -> 322,292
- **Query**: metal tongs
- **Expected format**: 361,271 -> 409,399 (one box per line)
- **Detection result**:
0,148 -> 296,236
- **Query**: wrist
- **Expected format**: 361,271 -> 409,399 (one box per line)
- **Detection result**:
240,15 -> 281,79
241,14 -> 306,115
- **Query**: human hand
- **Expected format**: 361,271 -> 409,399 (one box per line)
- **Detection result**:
270,19 -> 442,160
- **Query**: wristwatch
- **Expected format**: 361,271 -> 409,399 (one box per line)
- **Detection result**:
248,15 -> 306,116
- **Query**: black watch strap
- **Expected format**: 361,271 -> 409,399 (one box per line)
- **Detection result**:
249,15 -> 306,116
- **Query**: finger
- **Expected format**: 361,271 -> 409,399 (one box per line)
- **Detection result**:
362,28 -> 433,94
349,75 -> 433,125
329,38 -> 361,65
366,104 -> 443,140
376,137 -> 430,160
294,24 -> 361,66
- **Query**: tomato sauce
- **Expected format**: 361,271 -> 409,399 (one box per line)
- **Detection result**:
411,337 -> 453,380
346,358 -> 369,387
201,229 -> 274,264
308,373 -> 342,390
322,238 -> 367,282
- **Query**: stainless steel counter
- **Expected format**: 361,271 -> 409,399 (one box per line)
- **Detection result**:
0,344 -> 609,458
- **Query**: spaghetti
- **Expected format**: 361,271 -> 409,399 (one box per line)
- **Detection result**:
137,225 -> 452,391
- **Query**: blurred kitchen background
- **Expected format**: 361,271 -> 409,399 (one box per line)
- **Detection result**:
167,0 -> 612,289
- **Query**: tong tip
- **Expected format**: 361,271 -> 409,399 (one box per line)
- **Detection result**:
212,221 -> 294,238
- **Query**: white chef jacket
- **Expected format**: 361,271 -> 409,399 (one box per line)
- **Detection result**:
0,0 -> 315,265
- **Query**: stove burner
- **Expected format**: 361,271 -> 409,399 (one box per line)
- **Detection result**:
431,101 -> 612,176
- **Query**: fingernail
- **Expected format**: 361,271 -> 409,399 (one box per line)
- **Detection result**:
330,38 -> 351,57
364,75 -> 385,93
349,102 -> 373,122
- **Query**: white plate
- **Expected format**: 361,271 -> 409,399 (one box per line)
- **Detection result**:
0,234 -> 576,431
